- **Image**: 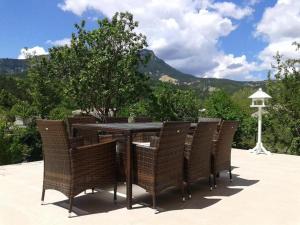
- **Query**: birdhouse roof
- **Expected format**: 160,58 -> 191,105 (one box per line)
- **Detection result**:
249,88 -> 272,99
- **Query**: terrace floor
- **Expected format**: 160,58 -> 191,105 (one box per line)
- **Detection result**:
0,149 -> 300,225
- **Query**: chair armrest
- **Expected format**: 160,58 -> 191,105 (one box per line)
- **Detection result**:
212,139 -> 218,155
185,134 -> 193,145
150,136 -> 160,147
69,136 -> 84,148
71,141 -> 117,173
133,145 -> 156,177
184,143 -> 192,160
133,143 -> 156,159
73,140 -> 116,153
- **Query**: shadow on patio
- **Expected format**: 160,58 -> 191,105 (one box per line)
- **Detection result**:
52,169 -> 259,217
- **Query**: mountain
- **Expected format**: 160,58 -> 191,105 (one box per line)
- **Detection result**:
0,50 -> 265,94
0,58 -> 27,76
140,49 -> 265,94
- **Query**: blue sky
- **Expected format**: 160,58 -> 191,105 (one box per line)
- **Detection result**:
1,0 -> 299,81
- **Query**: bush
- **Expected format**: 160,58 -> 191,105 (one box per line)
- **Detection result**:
0,119 -> 42,165
49,106 -> 72,120
204,90 -> 257,149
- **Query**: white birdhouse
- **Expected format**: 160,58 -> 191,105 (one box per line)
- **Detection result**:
248,88 -> 272,155
249,88 -> 271,108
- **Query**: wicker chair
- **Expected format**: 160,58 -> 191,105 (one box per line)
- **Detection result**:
37,119 -> 117,217
67,116 -> 99,145
197,118 -> 222,138
184,121 -> 219,197
212,120 -> 239,187
132,122 -> 190,209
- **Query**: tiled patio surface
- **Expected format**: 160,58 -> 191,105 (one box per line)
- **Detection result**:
0,149 -> 300,225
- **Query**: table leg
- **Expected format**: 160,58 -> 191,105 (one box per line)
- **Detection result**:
126,132 -> 133,209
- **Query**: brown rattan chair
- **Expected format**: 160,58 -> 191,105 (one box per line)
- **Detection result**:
132,121 -> 190,210
212,120 -> 239,187
184,121 -> 219,198
37,119 -> 117,217
67,116 -> 99,145
197,118 -> 222,138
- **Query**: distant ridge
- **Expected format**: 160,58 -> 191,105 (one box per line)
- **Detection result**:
0,58 -> 27,75
0,50 -> 265,94
139,49 -> 264,94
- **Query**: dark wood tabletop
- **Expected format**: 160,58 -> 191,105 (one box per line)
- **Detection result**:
72,122 -> 163,133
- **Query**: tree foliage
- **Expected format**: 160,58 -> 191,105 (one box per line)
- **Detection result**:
265,42 -> 300,154
147,83 -> 200,121
27,56 -> 63,118
47,12 -> 149,119
204,90 -> 257,149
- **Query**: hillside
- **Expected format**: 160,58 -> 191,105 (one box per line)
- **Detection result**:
0,50 -> 265,94
140,49 -> 264,94
0,58 -> 27,76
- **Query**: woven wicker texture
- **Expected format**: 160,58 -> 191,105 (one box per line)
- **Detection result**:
212,120 -> 239,174
37,119 -> 117,214
184,121 -> 218,186
133,122 -> 190,208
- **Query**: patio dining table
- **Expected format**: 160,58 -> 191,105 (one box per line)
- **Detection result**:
72,122 -> 196,209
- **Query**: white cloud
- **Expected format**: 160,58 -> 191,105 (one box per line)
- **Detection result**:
256,0 -> 300,69
58,0 -> 255,80
46,38 -> 71,46
210,2 -> 253,20
205,54 -> 257,80
18,46 -> 48,59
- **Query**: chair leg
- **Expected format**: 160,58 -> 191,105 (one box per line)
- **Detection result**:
41,188 -> 45,204
113,182 -> 117,202
213,173 -> 217,188
68,197 -> 73,218
209,175 -> 213,191
152,194 -> 157,210
92,188 -> 95,194
181,183 -> 186,201
186,181 -> 191,199
229,168 -> 232,182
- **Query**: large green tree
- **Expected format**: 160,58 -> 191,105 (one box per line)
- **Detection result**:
27,56 -> 63,118
147,83 -> 200,121
265,42 -> 300,154
47,12 -> 149,119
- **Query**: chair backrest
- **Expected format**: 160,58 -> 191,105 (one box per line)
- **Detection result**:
135,117 -> 152,123
37,120 -> 71,178
215,120 -> 239,164
67,116 -> 98,145
155,122 -> 190,189
188,121 -> 219,180
198,117 -> 222,139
